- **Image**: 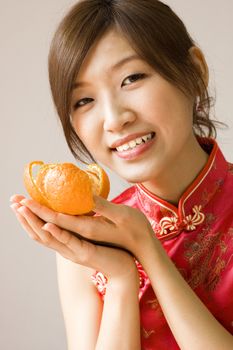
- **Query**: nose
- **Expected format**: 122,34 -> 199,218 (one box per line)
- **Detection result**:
103,98 -> 136,132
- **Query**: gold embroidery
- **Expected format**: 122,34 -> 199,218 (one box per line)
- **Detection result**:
184,223 -> 233,291
159,215 -> 178,235
201,179 -> 224,207
206,258 -> 226,290
142,327 -> 155,339
146,298 -> 159,309
145,298 -> 165,319
158,205 -> 205,236
183,205 -> 205,230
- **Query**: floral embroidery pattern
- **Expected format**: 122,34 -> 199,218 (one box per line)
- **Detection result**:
142,327 -> 155,339
158,205 -> 205,236
91,261 -> 149,299
201,179 -> 224,206
135,259 -> 148,289
91,272 -> 108,296
184,220 -> 233,292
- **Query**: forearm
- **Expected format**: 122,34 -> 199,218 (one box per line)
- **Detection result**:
140,238 -> 233,350
95,276 -> 141,350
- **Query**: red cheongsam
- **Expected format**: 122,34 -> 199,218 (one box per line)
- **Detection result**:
92,137 -> 233,349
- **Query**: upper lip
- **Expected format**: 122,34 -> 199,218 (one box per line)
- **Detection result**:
110,131 -> 155,149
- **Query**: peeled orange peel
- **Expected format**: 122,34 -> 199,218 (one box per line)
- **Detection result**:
23,161 -> 110,215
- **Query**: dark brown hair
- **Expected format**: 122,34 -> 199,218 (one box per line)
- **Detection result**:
48,0 -> 227,164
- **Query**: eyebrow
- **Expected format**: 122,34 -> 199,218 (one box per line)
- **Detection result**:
72,54 -> 141,90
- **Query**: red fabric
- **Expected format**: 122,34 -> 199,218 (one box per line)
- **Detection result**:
92,137 -> 233,349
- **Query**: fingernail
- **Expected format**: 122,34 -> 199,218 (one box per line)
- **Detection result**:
10,203 -> 19,212
20,199 -> 27,205
17,206 -> 25,214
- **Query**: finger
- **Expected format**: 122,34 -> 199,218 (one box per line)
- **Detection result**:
19,198 -> 70,226
10,194 -> 26,204
42,222 -> 79,248
11,203 -> 77,259
93,195 -> 129,224
18,198 -> 123,250
10,201 -> 23,212
11,203 -> 42,242
17,205 -> 55,246
42,223 -> 96,265
16,205 -> 74,256
17,205 -> 59,246
19,198 -> 106,237
17,205 -> 45,228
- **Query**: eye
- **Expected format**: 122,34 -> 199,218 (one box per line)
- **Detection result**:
73,97 -> 93,110
121,73 -> 146,87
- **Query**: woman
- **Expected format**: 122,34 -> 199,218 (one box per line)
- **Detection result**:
10,1 -> 233,349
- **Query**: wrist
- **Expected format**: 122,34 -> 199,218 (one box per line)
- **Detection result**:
137,234 -> 165,270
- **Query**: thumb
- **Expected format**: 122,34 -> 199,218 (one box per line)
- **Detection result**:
93,195 -> 109,212
93,195 -> 119,222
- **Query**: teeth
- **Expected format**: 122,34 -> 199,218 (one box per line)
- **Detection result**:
129,140 -> 137,148
142,135 -> 149,142
136,137 -> 142,144
122,143 -> 130,151
116,133 -> 154,152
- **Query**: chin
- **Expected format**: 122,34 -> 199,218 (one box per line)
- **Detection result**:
119,172 -> 153,184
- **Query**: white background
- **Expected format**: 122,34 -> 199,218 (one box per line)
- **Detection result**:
1,1 -> 232,349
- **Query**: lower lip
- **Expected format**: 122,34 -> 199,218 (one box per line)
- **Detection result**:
113,136 -> 156,160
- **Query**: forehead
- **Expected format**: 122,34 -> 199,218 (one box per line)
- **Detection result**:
76,29 -> 139,79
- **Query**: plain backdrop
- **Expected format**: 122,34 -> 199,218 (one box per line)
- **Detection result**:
1,1 -> 232,349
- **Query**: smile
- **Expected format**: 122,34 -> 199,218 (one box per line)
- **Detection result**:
114,132 -> 155,152
112,132 -> 156,160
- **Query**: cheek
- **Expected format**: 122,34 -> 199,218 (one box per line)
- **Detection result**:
148,83 -> 193,127
73,118 -> 108,161
73,116 -> 96,145
131,79 -> 178,123
72,120 -> 84,142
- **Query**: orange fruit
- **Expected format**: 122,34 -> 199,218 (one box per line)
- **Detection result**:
23,161 -> 110,215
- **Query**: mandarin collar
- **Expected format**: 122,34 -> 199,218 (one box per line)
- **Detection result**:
135,137 -> 228,241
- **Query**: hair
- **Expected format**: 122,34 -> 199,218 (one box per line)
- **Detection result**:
48,0 -> 228,164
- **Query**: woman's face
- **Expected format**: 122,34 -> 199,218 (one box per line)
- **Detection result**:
70,29 -> 199,184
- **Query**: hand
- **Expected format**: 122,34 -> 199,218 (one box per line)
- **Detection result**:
10,195 -> 139,284
10,194 -> 155,261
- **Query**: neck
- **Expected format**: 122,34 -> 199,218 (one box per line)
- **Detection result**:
141,136 -> 209,207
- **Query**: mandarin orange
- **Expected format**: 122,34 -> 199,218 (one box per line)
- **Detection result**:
23,161 -> 110,215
